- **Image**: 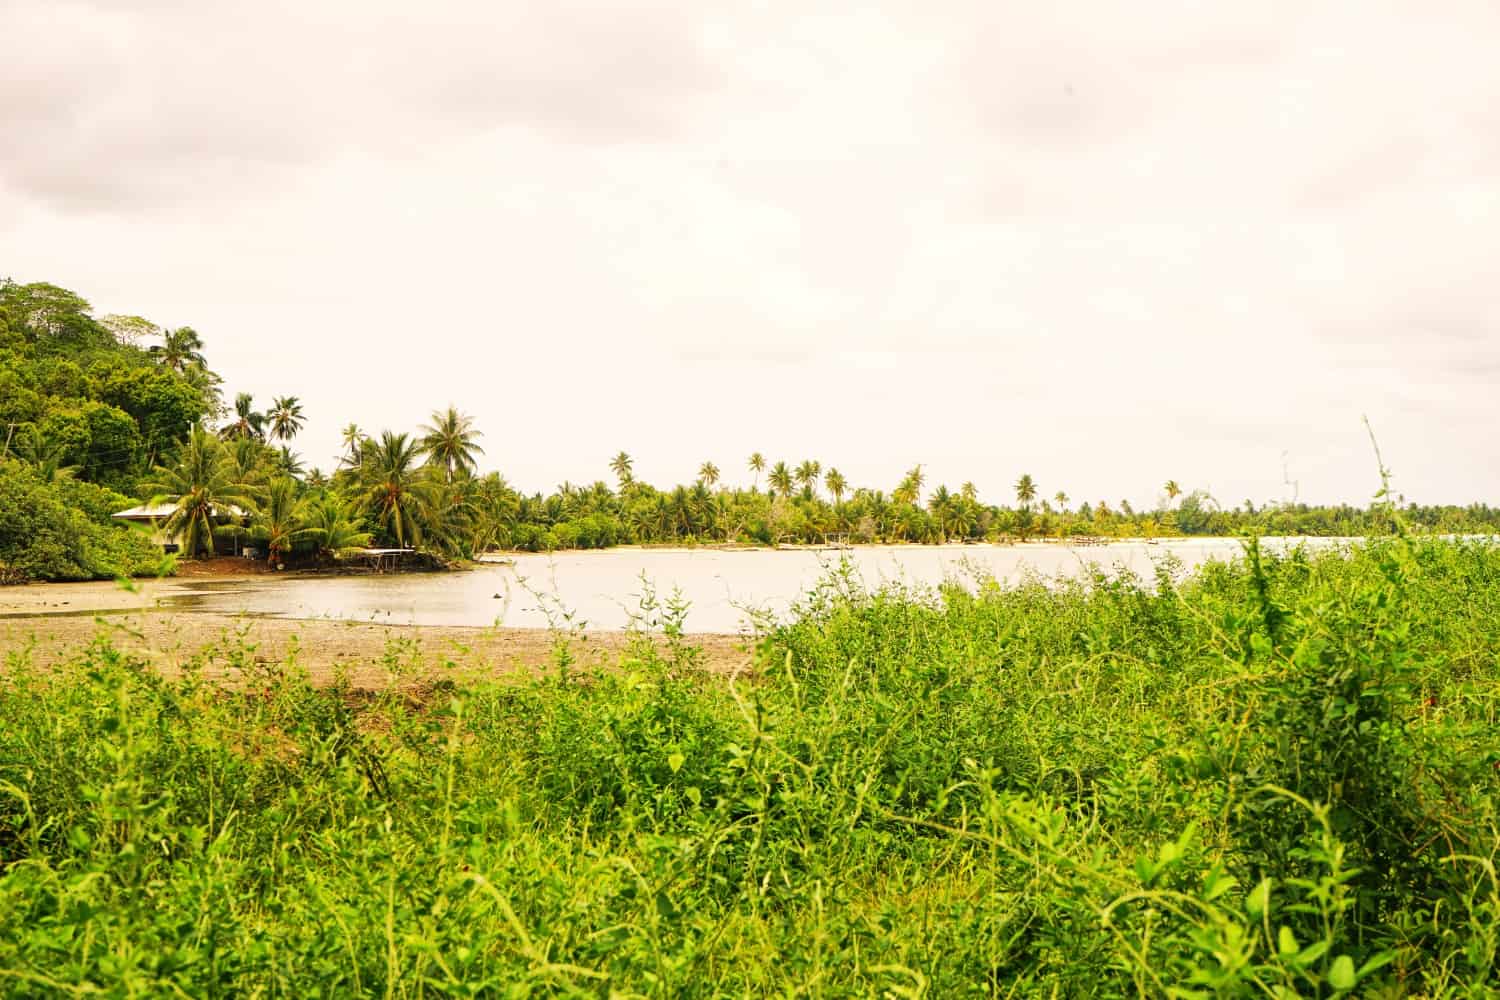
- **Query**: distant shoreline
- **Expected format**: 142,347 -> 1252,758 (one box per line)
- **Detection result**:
476,534 -> 1361,559
0,535 -> 1361,617
2,534 -> 1370,600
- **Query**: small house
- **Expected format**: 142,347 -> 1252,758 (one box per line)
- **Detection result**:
112,502 -> 251,554
111,502 -> 181,552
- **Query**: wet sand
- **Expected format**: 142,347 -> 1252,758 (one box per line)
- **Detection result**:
0,578 -> 754,688
0,576 -> 211,616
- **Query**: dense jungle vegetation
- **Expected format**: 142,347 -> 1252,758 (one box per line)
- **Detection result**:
0,535 -> 1496,994
4,276 -> 1500,582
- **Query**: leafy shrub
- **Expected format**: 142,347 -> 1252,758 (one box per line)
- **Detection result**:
0,540 -> 1495,994
0,460 -> 168,581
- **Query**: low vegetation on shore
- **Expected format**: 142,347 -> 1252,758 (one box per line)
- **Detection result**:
1,535 -> 1495,995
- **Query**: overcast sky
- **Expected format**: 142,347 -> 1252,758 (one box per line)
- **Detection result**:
3,0 -> 1497,507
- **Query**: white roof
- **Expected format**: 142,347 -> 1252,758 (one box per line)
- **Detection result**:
113,502 -> 249,520
112,502 -> 178,519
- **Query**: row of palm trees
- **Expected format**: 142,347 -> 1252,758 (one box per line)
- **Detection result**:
148,400 -> 1487,554
601,451 -> 1142,515
147,391 -> 1214,558
143,429 -> 372,563
144,406 -> 488,561
220,393 -> 305,444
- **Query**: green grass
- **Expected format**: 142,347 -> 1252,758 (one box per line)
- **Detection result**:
1,537 -> 1497,996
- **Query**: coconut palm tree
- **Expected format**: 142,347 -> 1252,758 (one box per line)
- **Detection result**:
221,393 -> 265,441
1054,491 -> 1069,511
225,437 -> 270,490
273,446 -> 305,479
258,476 -> 313,566
340,423 -> 364,469
303,495 -> 373,560
268,396 -> 305,442
929,486 -> 976,540
698,461 -> 720,488
795,460 -> 821,496
893,466 -> 924,506
648,494 -> 673,539
582,480 -> 615,516
768,461 -> 794,497
1014,474 -> 1037,509
665,485 -> 693,538
361,431 -> 432,548
825,468 -> 847,504
143,428 -> 257,558
689,482 -> 714,534
470,473 -> 521,551
896,504 -> 929,542
150,327 -> 206,372
610,451 -> 634,488
419,406 -> 483,481
425,469 -> 477,557
928,484 -> 953,537
748,452 -> 766,490
1164,480 -> 1183,506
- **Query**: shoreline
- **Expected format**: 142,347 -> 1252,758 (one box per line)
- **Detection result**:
0,577 -> 753,686
0,534 -> 1363,620
0,535 -> 1429,689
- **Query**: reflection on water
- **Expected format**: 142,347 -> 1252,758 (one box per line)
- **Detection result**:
158,538 -> 1351,633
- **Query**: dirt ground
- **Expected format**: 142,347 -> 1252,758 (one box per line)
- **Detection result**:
0,579 -> 755,689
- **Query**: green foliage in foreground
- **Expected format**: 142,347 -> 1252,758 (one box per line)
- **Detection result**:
1,539 -> 1498,995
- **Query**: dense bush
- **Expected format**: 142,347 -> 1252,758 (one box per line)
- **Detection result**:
0,461 -> 170,582
0,538 -> 1495,994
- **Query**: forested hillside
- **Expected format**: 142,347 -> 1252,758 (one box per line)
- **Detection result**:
0,280 -> 218,581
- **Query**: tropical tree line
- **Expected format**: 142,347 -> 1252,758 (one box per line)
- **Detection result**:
154,403 -> 1500,562
139,405 -> 491,564
7,276 -> 1500,578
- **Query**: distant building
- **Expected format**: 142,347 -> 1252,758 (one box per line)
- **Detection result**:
112,502 -> 250,554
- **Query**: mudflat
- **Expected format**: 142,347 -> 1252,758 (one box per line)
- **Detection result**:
0,578 -> 754,687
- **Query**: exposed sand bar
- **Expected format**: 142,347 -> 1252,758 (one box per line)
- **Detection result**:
0,578 -> 754,687
0,576 -> 209,615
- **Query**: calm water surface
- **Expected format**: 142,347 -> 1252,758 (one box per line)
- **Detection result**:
163,538 -> 1349,633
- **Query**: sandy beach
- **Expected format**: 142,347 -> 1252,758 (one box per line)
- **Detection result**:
0,577 -> 754,688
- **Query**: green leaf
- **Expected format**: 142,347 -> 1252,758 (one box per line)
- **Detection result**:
1295,940 -> 1330,967
1277,926 -> 1298,957
1328,954 -> 1356,991
1202,864 -> 1236,902
666,752 -> 685,774
1246,878 -> 1272,920
1356,951 -> 1396,979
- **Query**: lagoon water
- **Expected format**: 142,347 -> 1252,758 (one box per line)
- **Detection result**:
160,538 -> 1349,633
